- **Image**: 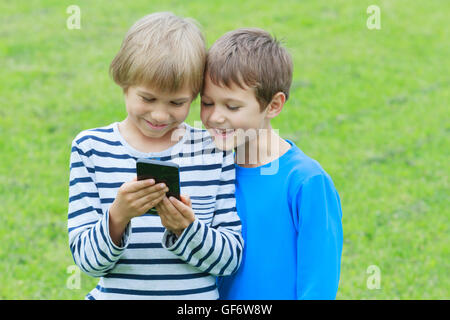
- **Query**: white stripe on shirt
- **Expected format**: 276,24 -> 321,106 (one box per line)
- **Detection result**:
68,122 -> 243,299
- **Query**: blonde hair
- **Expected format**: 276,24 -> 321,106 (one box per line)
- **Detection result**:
110,12 -> 206,97
206,28 -> 293,110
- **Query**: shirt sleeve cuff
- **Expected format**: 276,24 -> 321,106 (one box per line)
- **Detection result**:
103,209 -> 131,255
161,218 -> 203,257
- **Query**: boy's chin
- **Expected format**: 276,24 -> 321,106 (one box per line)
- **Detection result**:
205,128 -> 234,151
211,138 -> 236,151
209,135 -> 237,151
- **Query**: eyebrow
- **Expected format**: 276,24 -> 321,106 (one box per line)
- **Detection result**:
137,90 -> 190,102
226,98 -> 245,105
137,90 -> 155,99
171,97 -> 191,103
201,95 -> 245,105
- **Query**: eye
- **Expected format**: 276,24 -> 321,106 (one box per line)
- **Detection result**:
227,105 -> 240,111
141,96 -> 155,103
170,101 -> 185,106
201,100 -> 214,107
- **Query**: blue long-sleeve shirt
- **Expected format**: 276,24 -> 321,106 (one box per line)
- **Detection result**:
218,139 -> 343,299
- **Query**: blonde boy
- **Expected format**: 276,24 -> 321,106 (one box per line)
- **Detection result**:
68,12 -> 243,300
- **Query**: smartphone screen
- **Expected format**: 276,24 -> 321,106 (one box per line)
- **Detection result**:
136,158 -> 180,214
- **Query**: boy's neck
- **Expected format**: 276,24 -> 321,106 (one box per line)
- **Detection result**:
235,125 -> 291,168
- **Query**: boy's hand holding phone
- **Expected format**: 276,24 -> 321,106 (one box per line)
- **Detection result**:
109,177 -> 168,246
108,158 -> 192,244
156,195 -> 195,238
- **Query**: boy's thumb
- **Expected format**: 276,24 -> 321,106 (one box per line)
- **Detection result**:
181,195 -> 192,207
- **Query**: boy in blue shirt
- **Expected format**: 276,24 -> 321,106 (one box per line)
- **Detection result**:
200,28 -> 343,299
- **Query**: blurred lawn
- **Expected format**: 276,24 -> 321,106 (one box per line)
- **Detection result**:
0,0 -> 448,299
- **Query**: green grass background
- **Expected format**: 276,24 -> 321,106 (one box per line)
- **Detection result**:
0,0 -> 448,299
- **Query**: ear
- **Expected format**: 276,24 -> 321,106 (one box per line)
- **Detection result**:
265,92 -> 286,119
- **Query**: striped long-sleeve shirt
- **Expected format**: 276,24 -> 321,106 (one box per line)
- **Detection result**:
67,122 -> 243,299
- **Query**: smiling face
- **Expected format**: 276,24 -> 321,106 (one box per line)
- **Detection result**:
122,84 -> 193,149
200,74 -> 271,151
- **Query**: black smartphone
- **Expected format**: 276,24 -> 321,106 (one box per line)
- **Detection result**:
136,158 -> 180,214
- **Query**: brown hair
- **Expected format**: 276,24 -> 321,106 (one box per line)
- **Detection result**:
206,28 -> 293,110
110,12 -> 206,97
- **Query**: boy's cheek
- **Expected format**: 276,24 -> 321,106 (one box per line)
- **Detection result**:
199,108 -> 208,124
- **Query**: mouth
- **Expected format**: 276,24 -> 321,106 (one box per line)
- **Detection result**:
145,120 -> 169,130
210,127 -> 235,138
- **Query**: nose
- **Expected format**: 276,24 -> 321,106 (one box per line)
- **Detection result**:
150,106 -> 170,124
207,106 -> 226,126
